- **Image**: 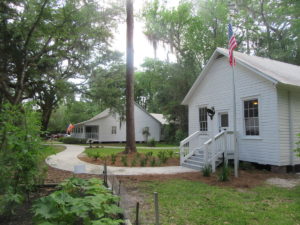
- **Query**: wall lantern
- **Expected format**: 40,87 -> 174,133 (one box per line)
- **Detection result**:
207,107 -> 215,120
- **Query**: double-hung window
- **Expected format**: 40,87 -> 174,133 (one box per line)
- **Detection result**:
112,126 -> 117,134
199,107 -> 208,131
244,99 -> 259,136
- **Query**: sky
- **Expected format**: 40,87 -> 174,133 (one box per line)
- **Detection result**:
111,0 -> 179,69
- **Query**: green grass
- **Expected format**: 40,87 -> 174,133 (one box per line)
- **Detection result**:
136,180 -> 300,225
84,147 -> 179,158
39,145 -> 65,161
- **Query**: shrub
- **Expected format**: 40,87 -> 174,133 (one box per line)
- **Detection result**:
218,163 -> 231,182
147,138 -> 156,147
121,155 -> 128,166
131,158 -> 137,167
0,103 -> 44,216
202,164 -> 212,177
145,151 -> 153,157
150,158 -> 156,167
111,154 -> 117,165
136,152 -> 141,159
140,158 -> 147,167
158,151 -> 169,164
60,137 -> 87,144
167,150 -> 174,158
32,178 -> 124,224
86,150 -> 101,161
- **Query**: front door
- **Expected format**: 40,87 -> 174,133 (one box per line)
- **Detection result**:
218,112 -> 229,132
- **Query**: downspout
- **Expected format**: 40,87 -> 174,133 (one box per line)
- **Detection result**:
288,91 -> 295,169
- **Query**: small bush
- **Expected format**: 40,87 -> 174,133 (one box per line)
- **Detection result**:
218,163 -> 231,182
167,150 -> 174,158
86,150 -> 101,161
60,137 -> 87,144
140,158 -> 147,167
145,151 -> 153,157
121,155 -> 128,166
150,158 -> 156,167
111,154 -> 117,165
136,152 -> 141,159
147,138 -> 156,147
131,158 -> 137,167
202,164 -> 212,177
32,178 -> 124,224
295,133 -> 300,157
158,151 -> 169,164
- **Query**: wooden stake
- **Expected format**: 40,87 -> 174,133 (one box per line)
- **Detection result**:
154,192 -> 159,225
135,202 -> 139,225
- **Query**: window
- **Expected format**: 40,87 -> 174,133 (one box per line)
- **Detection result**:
220,113 -> 229,127
199,107 -> 207,131
244,99 -> 259,136
112,126 -> 117,134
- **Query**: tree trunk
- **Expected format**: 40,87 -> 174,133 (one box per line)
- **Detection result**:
125,0 -> 136,153
41,105 -> 53,132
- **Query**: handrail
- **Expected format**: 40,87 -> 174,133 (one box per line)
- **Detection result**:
180,131 -> 200,147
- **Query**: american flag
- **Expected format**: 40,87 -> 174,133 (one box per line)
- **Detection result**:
228,23 -> 237,66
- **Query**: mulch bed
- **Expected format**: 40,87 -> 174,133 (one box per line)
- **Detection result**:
117,169 -> 297,189
78,152 -> 180,167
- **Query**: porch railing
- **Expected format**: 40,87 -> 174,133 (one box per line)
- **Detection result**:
180,130 -> 234,172
85,132 -> 99,140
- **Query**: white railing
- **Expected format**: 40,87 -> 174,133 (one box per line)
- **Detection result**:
85,132 -> 99,140
204,131 -> 234,172
180,130 -> 234,172
179,131 -> 200,164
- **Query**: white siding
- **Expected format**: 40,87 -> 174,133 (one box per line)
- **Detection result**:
76,105 -> 162,142
188,57 -> 281,165
278,88 -> 300,165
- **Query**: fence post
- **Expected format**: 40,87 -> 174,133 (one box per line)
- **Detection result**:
103,162 -> 108,188
135,202 -> 139,225
118,180 -> 122,207
154,192 -> 159,225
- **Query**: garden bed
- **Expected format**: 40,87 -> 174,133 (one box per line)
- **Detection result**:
79,148 -> 180,167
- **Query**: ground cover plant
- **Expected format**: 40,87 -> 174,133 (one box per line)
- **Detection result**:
32,177 -> 124,225
127,178 -> 300,225
80,148 -> 179,167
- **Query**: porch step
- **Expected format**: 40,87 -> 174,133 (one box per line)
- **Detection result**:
189,155 -> 204,161
181,162 -> 203,171
184,159 -> 205,167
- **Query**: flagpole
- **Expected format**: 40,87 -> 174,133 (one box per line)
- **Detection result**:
231,53 -> 239,178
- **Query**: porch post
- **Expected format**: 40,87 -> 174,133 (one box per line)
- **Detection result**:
210,118 -> 216,172
224,131 -> 228,164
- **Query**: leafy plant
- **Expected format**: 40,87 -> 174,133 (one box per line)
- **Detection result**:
59,137 -> 87,144
136,152 -> 141,159
147,138 -> 156,147
202,164 -> 212,177
32,178 -> 124,225
167,150 -> 174,158
218,163 -> 231,182
150,158 -> 156,167
131,158 -> 137,167
158,151 -> 169,164
145,151 -> 153,157
140,158 -> 147,167
0,103 -> 44,216
111,154 -> 117,165
121,155 -> 128,166
87,151 -> 101,161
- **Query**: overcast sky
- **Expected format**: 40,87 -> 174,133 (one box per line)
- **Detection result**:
111,0 -> 179,69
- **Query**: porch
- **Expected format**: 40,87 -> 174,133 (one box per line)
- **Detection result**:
180,130 -> 235,172
71,125 -> 99,141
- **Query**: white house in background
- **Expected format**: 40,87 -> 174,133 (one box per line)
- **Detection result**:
180,47 -> 300,171
71,103 -> 166,142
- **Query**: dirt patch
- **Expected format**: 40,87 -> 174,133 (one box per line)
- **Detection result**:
117,169 -> 297,189
266,177 -> 300,188
78,152 -> 179,167
45,166 -> 102,184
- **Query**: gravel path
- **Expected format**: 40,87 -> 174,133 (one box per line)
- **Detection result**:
46,144 -> 196,175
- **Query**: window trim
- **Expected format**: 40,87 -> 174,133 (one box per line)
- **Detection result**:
198,105 -> 208,133
241,96 -> 261,139
111,126 -> 117,134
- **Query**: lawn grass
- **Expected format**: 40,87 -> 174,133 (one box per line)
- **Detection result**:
39,145 -> 65,161
136,179 -> 300,225
84,147 -> 179,158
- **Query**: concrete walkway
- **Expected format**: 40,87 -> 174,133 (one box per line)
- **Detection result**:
46,144 -> 196,176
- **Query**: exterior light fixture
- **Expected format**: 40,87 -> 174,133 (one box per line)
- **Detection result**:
207,107 -> 215,120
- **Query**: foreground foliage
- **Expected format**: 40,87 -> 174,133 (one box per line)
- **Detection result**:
138,179 -> 300,225
32,178 -> 124,225
0,104 -> 45,216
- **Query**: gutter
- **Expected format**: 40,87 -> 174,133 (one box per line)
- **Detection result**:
288,90 -> 295,167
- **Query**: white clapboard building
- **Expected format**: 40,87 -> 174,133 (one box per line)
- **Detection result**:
180,48 -> 300,171
71,103 -> 166,143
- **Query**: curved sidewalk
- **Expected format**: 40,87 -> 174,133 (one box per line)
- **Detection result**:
46,144 -> 196,176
